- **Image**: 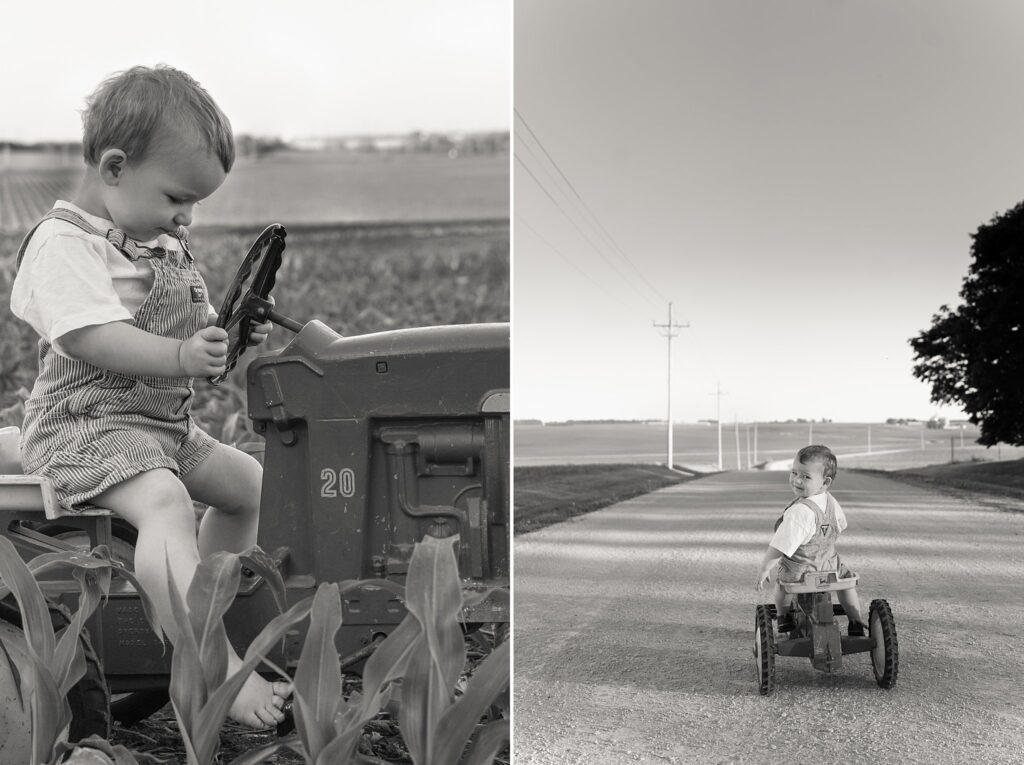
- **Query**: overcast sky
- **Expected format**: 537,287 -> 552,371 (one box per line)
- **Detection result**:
514,0 -> 1024,423
0,0 -> 510,142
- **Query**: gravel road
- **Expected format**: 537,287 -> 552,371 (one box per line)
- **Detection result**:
513,470 -> 1024,764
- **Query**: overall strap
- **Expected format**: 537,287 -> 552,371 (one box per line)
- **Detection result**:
15,208 -> 190,269
794,496 -> 824,524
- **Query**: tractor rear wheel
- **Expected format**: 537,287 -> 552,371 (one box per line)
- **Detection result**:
0,596 -> 110,742
754,604 -> 776,695
869,599 -> 898,689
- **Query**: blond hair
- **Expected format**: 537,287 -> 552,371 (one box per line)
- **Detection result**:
82,64 -> 234,171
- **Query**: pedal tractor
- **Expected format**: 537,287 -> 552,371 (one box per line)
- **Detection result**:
754,570 -> 898,695
0,224 -> 509,741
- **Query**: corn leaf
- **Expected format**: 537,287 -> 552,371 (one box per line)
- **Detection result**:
357,613 -> 420,710
188,552 -> 241,692
329,612 -> 421,760
53,735 -> 175,764
0,627 -> 28,708
433,639 -> 510,765
28,547 -> 164,648
53,568 -> 103,695
227,735 -> 305,765
292,582 -> 342,761
0,535 -> 55,665
238,546 -> 288,614
165,554 -> 206,756
190,595 -> 314,764
26,654 -> 71,765
400,535 -> 465,764
460,719 -> 509,765
405,536 -> 465,693
399,632 -> 442,765
315,732 -> 360,765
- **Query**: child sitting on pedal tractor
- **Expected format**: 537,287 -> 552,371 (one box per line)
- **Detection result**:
755,445 -> 868,636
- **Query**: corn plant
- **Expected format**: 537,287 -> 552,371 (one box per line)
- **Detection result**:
164,547 -> 313,765
398,535 -> 510,765
53,735 -> 168,764
0,535 -> 161,765
229,535 -> 509,765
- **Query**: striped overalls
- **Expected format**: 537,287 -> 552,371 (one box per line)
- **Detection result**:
775,494 -> 854,582
16,208 -> 217,511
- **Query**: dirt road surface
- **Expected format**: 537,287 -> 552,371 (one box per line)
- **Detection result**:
513,470 -> 1024,764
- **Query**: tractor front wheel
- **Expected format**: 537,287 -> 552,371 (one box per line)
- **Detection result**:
754,604 -> 776,695
869,599 -> 899,689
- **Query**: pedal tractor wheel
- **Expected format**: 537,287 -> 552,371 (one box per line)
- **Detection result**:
37,521 -> 170,724
868,598 -> 899,689
0,597 -> 111,743
753,604 -> 776,695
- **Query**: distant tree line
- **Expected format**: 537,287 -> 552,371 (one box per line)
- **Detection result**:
1,131 -> 510,161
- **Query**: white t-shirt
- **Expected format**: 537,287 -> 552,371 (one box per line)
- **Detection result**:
10,200 -> 213,355
769,492 -> 847,557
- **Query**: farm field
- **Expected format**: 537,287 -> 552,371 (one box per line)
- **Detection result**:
1,220 -> 510,442
514,421 -> 1024,471
0,149 -> 509,233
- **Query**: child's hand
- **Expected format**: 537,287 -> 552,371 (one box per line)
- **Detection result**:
179,326 -> 229,376
248,296 -> 274,347
248,319 -> 272,347
755,569 -> 771,592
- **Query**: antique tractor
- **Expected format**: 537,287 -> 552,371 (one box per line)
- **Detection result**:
754,570 -> 898,695
0,225 -> 509,741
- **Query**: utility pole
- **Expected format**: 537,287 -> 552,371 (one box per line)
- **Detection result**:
710,381 -> 728,470
734,415 -> 741,469
653,302 -> 689,470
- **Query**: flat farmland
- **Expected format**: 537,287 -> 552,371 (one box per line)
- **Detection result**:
0,150 -> 509,233
514,421 -> 1024,470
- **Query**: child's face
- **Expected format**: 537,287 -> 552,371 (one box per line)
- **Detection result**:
790,457 -> 831,498
103,129 -> 226,241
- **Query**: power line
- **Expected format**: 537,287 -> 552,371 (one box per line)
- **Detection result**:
515,152 -> 661,311
515,108 -> 669,305
516,213 -> 642,317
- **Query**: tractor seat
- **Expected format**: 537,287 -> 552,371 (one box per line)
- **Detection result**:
779,570 -> 859,594
0,426 -> 110,519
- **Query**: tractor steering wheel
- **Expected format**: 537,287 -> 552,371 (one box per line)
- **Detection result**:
208,224 -> 288,385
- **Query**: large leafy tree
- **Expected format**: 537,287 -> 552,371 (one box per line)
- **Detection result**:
910,200 -> 1024,446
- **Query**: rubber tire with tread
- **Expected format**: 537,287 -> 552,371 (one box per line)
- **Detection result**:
0,596 -> 110,741
754,604 -> 776,695
868,598 -> 899,689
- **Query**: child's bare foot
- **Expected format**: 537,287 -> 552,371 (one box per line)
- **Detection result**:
228,672 -> 291,728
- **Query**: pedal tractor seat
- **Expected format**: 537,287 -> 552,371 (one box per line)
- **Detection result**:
780,569 -> 858,594
0,426 -> 108,519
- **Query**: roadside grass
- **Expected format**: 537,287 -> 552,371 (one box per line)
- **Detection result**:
856,457 -> 1024,508
514,464 -> 698,535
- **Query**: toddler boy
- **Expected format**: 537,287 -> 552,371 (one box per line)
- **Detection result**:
11,65 -> 286,727
755,445 -> 867,635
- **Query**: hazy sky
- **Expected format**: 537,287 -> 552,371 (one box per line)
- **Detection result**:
514,0 -> 1024,423
0,0 -> 510,141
